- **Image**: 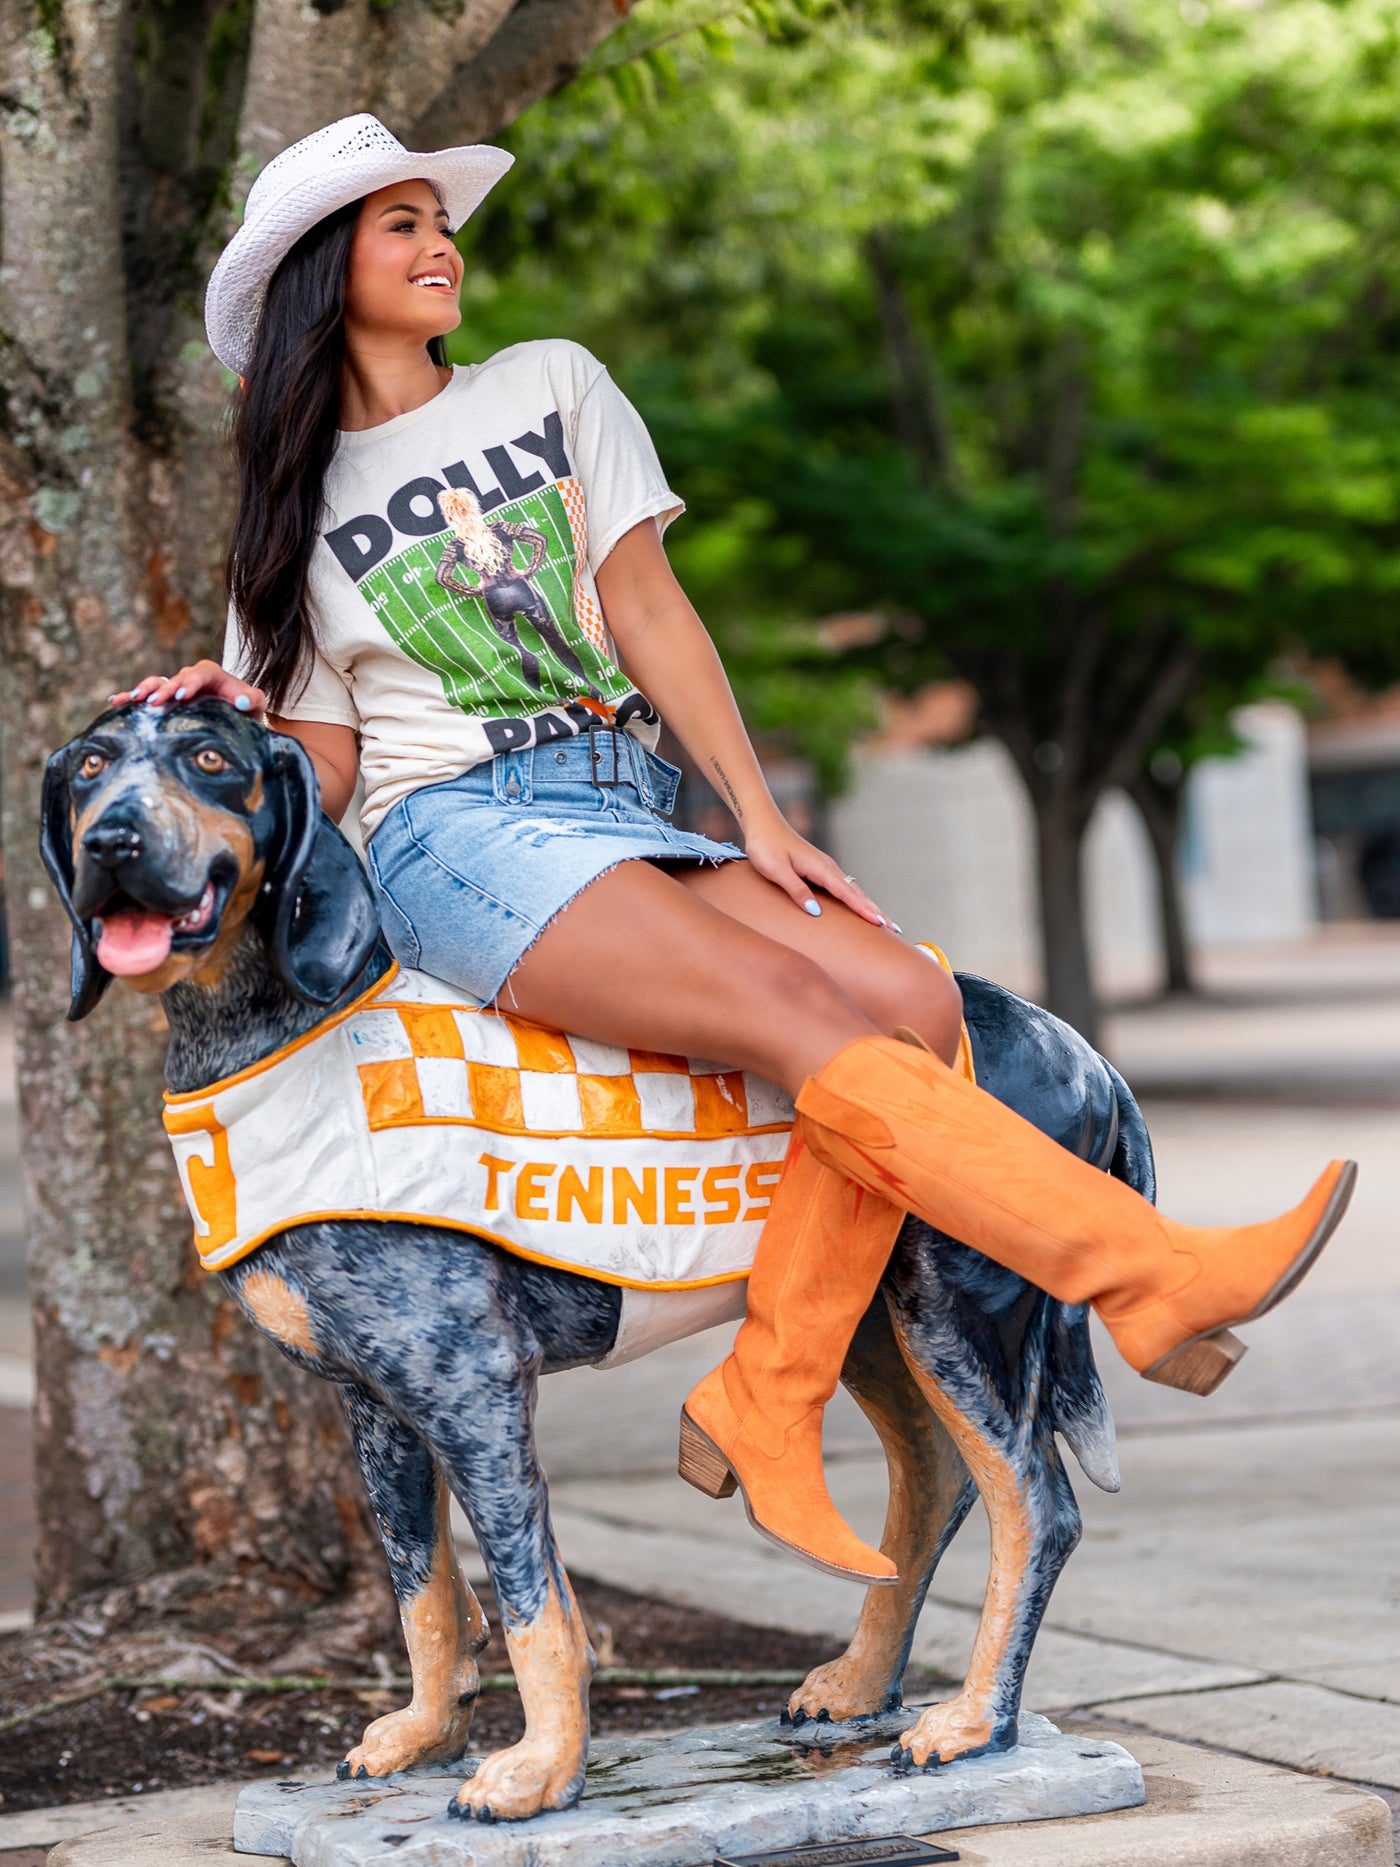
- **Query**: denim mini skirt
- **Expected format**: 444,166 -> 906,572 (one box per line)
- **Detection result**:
366,730 -> 745,1004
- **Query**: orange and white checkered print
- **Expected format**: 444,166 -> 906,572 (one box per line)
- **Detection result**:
350,1001 -> 794,1142
557,476 -> 610,654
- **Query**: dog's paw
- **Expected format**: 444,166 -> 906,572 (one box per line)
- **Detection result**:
448,1739 -> 586,1823
891,1699 -> 1016,1771
785,1656 -> 897,1727
343,1694 -> 477,1778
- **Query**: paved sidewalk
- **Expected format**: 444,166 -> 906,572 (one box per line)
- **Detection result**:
3,929 -> 1400,1860
1104,923 -> 1400,1100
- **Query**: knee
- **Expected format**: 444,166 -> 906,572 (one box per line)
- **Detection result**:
740,945 -> 865,1082
757,945 -> 857,1028
872,950 -> 964,1064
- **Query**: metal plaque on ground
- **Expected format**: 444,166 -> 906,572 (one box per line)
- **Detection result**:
714,1836 -> 959,1867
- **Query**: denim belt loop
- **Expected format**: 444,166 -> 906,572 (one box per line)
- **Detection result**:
587,722 -> 651,804
643,749 -> 679,818
491,747 -> 534,805
625,733 -> 657,810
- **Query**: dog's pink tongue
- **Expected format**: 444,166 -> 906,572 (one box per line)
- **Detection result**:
96,908 -> 175,975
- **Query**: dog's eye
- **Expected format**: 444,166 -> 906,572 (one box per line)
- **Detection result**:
193,748 -> 228,775
78,752 -> 107,780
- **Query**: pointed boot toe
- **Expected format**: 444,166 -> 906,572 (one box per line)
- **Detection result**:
679,1375 -> 897,1586
1128,1159 -> 1358,1388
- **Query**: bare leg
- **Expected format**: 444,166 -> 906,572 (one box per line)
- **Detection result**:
506,858 -> 956,1587
674,861 -> 964,1064
506,859 -> 958,1093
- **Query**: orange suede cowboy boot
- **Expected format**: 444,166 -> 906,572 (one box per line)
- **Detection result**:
680,1127 -> 904,1586
795,1036 -> 1355,1396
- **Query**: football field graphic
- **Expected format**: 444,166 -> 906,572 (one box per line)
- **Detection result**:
357,479 -> 634,718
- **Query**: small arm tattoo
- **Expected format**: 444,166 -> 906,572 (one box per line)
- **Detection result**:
710,757 -> 743,822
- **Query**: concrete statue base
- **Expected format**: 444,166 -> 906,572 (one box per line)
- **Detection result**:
233,1708 -> 1145,1867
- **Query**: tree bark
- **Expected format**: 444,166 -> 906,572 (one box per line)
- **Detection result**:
0,0 -> 387,1640
0,0 -> 631,1640
1128,769 -> 1195,997
864,229 -> 959,496
951,598 -> 1201,1047
1030,798 -> 1099,1049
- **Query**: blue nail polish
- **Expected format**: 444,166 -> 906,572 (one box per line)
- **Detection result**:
175,687 -> 188,700
234,695 -> 252,711
804,899 -> 822,916
891,921 -> 904,935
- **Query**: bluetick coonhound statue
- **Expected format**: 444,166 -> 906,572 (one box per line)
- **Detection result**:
42,699 -> 1150,1825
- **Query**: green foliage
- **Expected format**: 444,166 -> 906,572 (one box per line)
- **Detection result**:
453,0 -> 1400,808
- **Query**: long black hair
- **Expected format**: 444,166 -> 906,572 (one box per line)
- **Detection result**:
226,196 -> 448,712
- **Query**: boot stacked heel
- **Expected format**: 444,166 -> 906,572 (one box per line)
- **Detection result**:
680,1380 -> 899,1583
1144,1329 -> 1246,1397
678,1411 -> 738,1499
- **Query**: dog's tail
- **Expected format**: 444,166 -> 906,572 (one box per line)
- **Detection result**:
1043,1060 -> 1155,1495
1045,1302 -> 1119,1493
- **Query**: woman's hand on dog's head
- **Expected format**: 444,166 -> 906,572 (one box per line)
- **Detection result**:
111,660 -> 267,721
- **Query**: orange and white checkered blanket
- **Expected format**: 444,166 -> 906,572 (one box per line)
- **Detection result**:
163,964 -> 795,1282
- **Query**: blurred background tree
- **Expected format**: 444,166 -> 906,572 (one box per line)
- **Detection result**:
462,0 -> 1400,1043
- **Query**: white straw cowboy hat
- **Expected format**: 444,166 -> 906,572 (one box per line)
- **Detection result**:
205,113 -> 514,375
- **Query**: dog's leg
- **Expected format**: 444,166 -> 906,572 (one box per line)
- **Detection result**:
885,1267 -> 1082,1770
786,1275 -> 974,1725
356,1262 -> 593,1822
435,1414 -> 593,1822
450,1548 -> 593,1824
337,1383 -> 488,1779
230,1232 -> 595,1818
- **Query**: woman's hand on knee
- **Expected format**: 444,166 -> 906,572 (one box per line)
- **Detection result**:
743,821 -> 890,928
110,661 -> 267,720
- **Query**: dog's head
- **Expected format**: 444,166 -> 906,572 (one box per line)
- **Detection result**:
41,699 -> 379,1019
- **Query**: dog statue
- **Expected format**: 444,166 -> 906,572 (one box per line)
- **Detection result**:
41,698 -> 1149,1824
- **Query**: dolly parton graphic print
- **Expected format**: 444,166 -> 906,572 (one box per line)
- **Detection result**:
349,473 -> 635,729
227,343 -> 679,838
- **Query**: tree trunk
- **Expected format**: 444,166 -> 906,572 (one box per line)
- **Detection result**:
0,1 -> 393,1642
1128,770 -> 1195,997
0,0 -> 658,1641
1031,799 -> 1100,1050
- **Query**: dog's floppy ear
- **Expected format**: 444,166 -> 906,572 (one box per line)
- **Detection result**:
39,747 -> 113,1022
262,730 -> 381,1005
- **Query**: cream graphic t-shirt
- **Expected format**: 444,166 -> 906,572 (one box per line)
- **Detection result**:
224,341 -> 683,838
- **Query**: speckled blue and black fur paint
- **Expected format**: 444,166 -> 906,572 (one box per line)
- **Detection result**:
44,703 -> 1154,1817
227,1223 -> 618,1633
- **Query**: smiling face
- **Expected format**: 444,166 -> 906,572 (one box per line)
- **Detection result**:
342,178 -> 464,349
60,704 -> 279,994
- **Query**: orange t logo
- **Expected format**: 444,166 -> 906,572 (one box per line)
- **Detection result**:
164,1103 -> 238,1257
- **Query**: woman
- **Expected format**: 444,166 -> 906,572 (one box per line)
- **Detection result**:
121,114 -> 1353,1588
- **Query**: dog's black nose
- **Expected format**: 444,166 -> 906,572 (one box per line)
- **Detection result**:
82,821 -> 143,868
